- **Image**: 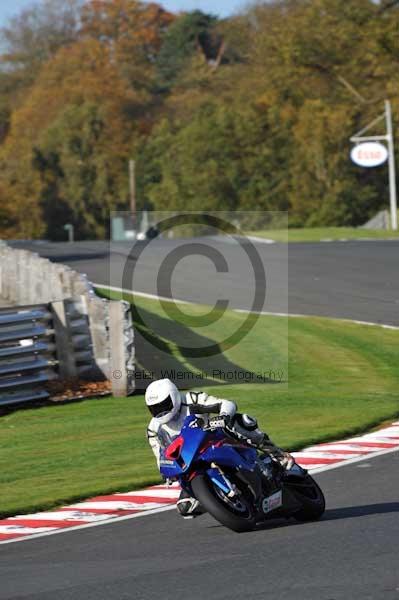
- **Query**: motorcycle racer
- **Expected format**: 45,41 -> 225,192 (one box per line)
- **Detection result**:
145,378 -> 294,519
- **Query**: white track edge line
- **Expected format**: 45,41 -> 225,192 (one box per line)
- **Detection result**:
94,284 -> 399,330
308,445 -> 399,474
2,282 -> 397,544
244,236 -> 275,244
0,504 -> 176,545
1,444 -> 398,546
96,284 -> 191,305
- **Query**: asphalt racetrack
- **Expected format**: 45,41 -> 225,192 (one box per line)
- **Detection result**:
4,238 -> 398,599
1,451 -> 398,600
11,238 -> 399,326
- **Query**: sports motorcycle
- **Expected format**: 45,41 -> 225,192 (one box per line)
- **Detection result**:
159,415 -> 325,532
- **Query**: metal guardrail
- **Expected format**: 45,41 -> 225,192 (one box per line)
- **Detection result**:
0,300 -> 100,408
0,304 -> 57,407
0,242 -> 136,397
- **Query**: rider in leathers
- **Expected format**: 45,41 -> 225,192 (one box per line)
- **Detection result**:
146,378 -> 294,519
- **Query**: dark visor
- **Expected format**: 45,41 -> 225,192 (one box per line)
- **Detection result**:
148,395 -> 174,418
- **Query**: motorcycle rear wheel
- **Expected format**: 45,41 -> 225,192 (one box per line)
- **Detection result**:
191,474 -> 257,533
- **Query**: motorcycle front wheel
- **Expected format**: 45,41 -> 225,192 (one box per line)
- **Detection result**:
191,473 -> 257,533
287,474 -> 326,522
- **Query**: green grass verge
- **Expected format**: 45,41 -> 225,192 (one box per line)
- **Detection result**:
249,227 -> 399,243
0,292 -> 398,518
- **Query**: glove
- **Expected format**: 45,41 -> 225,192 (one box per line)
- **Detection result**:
209,415 -> 230,430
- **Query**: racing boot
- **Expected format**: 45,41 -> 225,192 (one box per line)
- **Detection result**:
176,494 -> 205,519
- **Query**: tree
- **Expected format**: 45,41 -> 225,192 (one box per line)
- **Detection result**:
0,181 -> 20,238
141,100 -> 289,213
81,0 -> 174,91
1,0 -> 398,237
0,0 -> 83,167
0,39 -> 137,239
34,102 -> 132,239
0,0 -> 82,80
155,11 -> 218,90
243,0 -> 399,224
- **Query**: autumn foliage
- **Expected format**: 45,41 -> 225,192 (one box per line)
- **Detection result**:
0,0 -> 398,239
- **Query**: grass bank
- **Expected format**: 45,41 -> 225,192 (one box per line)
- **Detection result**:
1,293 -> 398,517
249,227 -> 399,243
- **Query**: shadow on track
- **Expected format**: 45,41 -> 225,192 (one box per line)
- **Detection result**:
203,502 -> 399,534
322,502 -> 399,521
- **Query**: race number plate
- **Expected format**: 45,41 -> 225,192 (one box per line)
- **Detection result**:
262,490 -> 283,514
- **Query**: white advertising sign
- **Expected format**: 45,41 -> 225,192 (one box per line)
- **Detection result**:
351,142 -> 388,168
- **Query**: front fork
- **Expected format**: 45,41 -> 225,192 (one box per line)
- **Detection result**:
184,464 -> 250,503
206,463 -> 239,498
184,462 -> 283,518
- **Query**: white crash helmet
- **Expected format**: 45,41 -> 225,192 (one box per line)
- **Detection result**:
145,379 -> 181,424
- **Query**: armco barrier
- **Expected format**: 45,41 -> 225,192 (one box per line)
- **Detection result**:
0,300 -> 103,407
0,304 -> 57,406
0,242 -> 135,401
